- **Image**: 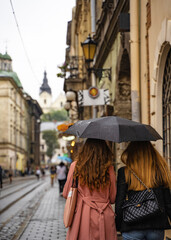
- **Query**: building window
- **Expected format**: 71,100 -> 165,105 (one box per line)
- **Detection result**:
163,48 -> 171,169
44,99 -> 46,104
4,62 -> 7,70
60,101 -> 63,107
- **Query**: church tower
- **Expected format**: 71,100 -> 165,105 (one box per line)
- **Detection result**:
39,71 -> 52,113
0,51 -> 12,72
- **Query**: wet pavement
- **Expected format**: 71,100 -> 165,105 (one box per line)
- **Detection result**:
0,175 -> 170,239
20,185 -> 67,240
0,177 -> 124,240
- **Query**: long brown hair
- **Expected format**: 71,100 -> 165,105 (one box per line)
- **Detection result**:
121,141 -> 171,190
73,138 -> 113,190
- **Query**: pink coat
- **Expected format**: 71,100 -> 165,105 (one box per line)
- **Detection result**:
63,161 -> 117,240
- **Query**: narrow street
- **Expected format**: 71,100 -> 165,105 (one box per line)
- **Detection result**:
0,175 -> 123,240
0,175 -> 67,240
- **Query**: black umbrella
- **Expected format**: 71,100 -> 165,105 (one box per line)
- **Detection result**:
65,116 -> 162,142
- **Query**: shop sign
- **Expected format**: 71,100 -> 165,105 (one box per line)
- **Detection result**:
78,88 -> 110,106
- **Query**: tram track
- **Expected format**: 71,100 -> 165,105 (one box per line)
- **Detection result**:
0,180 -> 37,200
0,181 -> 50,240
0,181 -> 45,215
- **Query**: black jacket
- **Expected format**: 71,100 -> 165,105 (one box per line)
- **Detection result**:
115,167 -> 171,232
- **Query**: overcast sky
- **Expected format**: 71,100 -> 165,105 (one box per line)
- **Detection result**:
0,0 -> 75,100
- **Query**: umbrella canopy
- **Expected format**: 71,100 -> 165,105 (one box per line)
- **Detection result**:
57,156 -> 72,163
64,116 -> 162,142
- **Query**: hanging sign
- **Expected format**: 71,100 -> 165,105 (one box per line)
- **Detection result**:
78,88 -> 110,106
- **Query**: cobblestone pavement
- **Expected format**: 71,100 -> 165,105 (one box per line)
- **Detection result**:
19,183 -> 67,240
19,182 -> 123,240
0,181 -> 49,240
0,178 -> 123,240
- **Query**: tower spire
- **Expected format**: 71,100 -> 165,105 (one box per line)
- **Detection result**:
39,71 -> 51,95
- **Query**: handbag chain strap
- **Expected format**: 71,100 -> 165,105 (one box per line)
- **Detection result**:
127,167 -> 151,192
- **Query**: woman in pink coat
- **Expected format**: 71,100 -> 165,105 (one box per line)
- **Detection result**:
63,138 -> 117,240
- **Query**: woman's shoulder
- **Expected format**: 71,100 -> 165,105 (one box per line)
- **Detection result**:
118,166 -> 125,175
117,166 -> 126,183
108,166 -> 125,174
70,161 -> 77,170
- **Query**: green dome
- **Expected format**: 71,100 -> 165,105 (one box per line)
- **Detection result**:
0,70 -> 22,88
3,52 -> 12,61
0,52 -> 12,61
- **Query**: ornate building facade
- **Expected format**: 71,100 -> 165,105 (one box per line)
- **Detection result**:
137,0 -> 171,169
0,53 -> 42,174
63,0 -> 131,167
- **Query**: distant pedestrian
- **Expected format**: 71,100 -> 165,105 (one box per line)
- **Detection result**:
115,141 -> 171,240
36,167 -> 41,180
9,167 -> 13,184
41,168 -> 45,179
0,165 -> 3,188
50,166 -> 56,187
57,162 -> 67,195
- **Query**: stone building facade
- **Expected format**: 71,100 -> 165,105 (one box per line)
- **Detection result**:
63,0 -> 171,172
0,53 -> 42,174
136,0 -> 171,169
63,1 -> 171,237
63,0 -> 131,167
63,1 -> 92,121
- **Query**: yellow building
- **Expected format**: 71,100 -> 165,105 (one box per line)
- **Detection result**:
64,1 -> 171,170
64,0 -> 131,164
0,53 -> 42,174
129,0 -> 171,169
63,0 -> 92,121
63,1 -> 171,237
0,52 -> 27,173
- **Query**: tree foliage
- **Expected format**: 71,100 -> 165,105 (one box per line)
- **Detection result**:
41,109 -> 68,122
42,130 -> 60,158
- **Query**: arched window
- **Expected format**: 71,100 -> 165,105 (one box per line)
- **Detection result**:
162,48 -> 171,169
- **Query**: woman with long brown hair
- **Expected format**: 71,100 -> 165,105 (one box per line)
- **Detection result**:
63,138 -> 117,240
115,141 -> 171,240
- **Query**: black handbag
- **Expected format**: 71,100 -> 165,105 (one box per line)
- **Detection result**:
122,168 -> 160,224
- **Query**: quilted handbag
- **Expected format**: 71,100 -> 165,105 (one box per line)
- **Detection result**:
63,176 -> 78,228
122,169 -> 160,224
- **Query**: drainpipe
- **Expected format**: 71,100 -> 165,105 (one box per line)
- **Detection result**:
91,0 -> 96,34
91,0 -> 97,118
146,0 -> 151,125
130,0 -> 141,122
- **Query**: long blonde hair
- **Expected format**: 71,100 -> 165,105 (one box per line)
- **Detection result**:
73,138 -> 113,191
121,141 -> 171,190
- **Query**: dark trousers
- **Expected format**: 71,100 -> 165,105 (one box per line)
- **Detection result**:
0,178 -> 2,188
58,179 -> 66,193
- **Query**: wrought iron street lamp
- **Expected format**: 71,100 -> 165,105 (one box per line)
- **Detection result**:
81,35 -> 97,62
81,35 -> 111,81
